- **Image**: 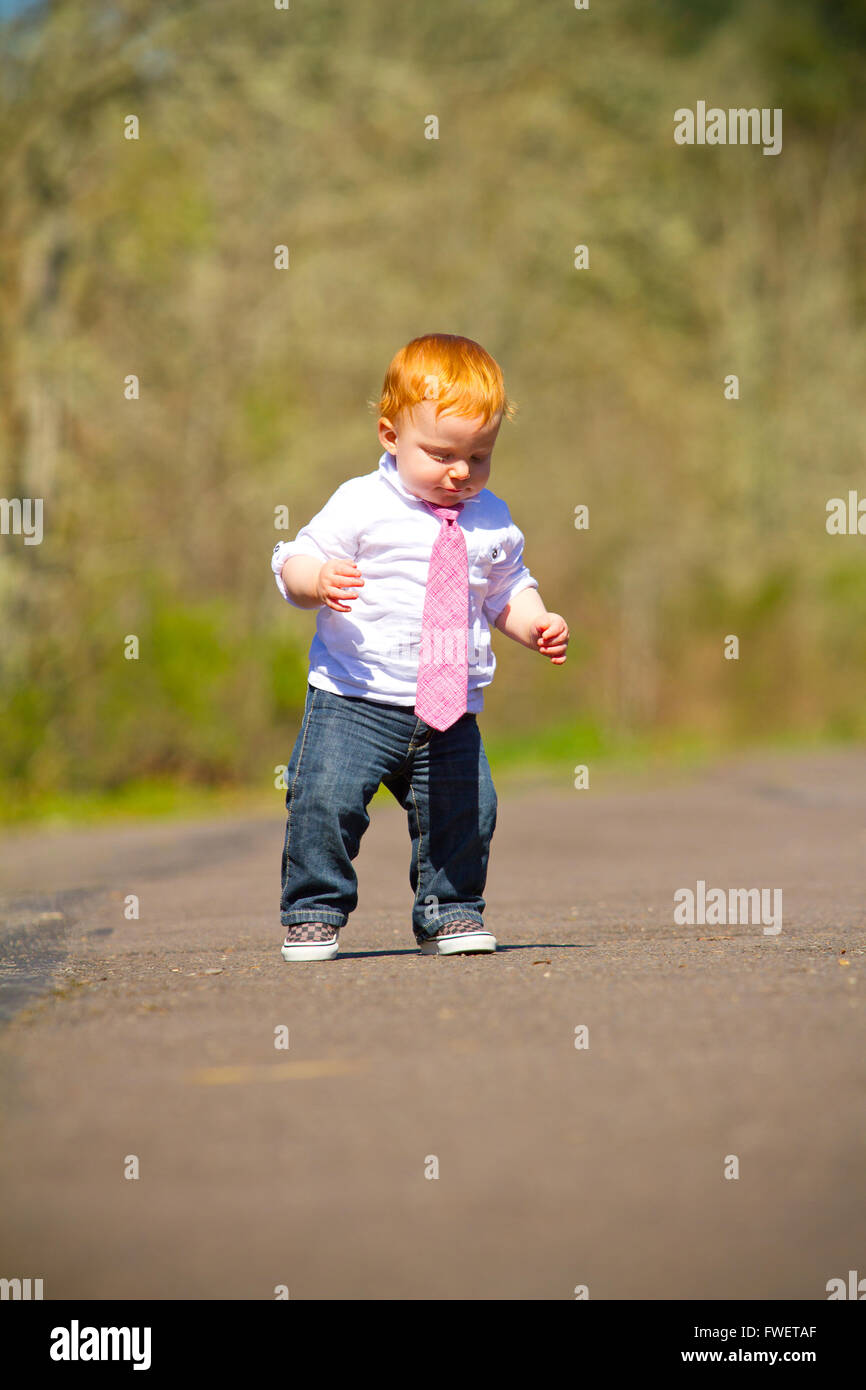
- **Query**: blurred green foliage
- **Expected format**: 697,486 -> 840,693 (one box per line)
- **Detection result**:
1,0 -> 865,822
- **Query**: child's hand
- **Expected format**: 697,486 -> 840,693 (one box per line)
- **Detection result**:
317,558 -> 364,613
530,612 -> 569,664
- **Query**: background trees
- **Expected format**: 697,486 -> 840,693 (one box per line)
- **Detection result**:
2,0 -> 864,814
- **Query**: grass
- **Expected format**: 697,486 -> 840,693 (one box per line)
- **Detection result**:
1,722 -> 861,832
0,777 -> 278,832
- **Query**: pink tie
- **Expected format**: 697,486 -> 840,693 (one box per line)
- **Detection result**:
415,501 -> 469,731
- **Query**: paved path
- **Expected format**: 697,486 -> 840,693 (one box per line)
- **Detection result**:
1,749 -> 864,1299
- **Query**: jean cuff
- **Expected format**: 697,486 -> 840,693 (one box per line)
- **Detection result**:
280,910 -> 347,928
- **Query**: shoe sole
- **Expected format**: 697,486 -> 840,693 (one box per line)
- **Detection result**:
418,931 -> 497,956
281,939 -> 339,962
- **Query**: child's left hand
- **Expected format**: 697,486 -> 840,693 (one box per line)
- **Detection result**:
531,612 -> 569,664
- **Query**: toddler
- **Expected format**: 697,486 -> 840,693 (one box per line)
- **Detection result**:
271,333 -> 568,961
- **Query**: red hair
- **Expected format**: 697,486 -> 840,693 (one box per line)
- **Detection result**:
374,333 -> 516,428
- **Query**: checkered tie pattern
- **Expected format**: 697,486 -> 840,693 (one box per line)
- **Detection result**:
414,501 -> 469,731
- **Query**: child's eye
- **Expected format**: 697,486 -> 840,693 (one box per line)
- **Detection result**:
428,452 -> 488,463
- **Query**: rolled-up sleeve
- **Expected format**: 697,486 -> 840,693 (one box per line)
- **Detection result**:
271,481 -> 363,607
482,521 -> 538,624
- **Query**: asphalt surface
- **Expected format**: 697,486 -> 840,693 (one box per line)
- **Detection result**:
0,748 -> 864,1300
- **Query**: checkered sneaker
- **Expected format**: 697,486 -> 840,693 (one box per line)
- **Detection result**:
416,918 -> 485,943
283,922 -> 339,944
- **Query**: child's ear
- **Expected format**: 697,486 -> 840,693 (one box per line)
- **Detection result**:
377,417 -> 398,452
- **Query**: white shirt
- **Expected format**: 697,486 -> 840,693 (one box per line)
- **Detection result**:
271,450 -> 539,711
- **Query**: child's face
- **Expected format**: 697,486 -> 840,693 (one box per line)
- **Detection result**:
378,400 -> 501,506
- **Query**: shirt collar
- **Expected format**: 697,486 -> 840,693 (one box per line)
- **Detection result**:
377,451 -> 427,505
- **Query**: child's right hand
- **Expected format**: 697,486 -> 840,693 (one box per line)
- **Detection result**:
317,557 -> 364,612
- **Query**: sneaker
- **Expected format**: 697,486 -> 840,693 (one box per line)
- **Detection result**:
281,921 -> 340,962
415,918 -> 497,956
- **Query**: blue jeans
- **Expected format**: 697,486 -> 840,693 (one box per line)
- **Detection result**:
280,683 -> 498,939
